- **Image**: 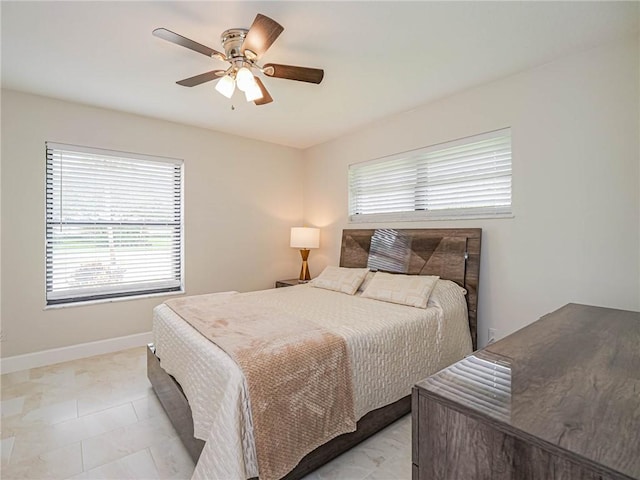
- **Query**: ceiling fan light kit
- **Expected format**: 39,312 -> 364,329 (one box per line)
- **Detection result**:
236,67 -> 255,92
153,13 -> 324,106
214,74 -> 236,98
244,82 -> 263,102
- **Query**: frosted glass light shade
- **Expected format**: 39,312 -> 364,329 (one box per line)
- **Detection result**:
290,227 -> 320,249
245,81 -> 263,102
236,67 -> 255,92
215,75 -> 235,98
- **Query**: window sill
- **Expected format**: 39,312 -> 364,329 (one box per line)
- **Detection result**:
44,288 -> 185,310
349,212 -> 514,224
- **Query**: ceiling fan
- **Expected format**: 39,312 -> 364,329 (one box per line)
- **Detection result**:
153,13 -> 324,106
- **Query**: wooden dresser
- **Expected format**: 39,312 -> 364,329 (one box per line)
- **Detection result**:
412,303 -> 640,480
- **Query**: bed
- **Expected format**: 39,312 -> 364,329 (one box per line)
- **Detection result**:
147,228 -> 481,480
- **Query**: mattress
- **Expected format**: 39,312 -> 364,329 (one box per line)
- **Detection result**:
153,280 -> 472,480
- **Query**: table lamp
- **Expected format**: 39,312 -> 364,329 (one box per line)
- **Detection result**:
290,227 -> 320,282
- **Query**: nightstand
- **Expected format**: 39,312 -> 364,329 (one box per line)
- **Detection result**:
275,278 -> 302,288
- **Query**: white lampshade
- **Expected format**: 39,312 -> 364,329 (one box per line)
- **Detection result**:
244,80 -> 263,102
215,75 -> 235,98
236,67 -> 255,92
290,227 -> 320,249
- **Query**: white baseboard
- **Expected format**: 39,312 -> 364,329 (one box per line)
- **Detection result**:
0,332 -> 153,374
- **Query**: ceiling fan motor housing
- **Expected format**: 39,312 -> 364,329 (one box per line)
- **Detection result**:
221,29 -> 251,61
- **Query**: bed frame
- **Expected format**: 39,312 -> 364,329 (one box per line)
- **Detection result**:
147,228 -> 481,479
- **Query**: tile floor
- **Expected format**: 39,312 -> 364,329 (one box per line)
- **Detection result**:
1,347 -> 412,479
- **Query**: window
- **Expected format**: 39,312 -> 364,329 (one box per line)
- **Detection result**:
348,128 -> 512,222
46,142 -> 183,305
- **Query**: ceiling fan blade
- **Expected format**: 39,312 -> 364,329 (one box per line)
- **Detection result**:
253,77 -> 273,105
263,63 -> 324,84
176,70 -> 226,87
153,28 -> 224,59
241,14 -> 284,58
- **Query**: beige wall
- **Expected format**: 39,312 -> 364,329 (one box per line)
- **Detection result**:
1,90 -> 304,357
2,35 -> 639,359
303,35 -> 640,347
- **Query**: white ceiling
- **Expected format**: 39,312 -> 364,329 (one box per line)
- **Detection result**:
2,1 -> 638,149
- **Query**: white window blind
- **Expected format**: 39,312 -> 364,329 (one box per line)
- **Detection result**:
349,128 -> 512,222
46,142 -> 183,305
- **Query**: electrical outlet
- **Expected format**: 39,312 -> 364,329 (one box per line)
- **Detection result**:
488,328 -> 497,344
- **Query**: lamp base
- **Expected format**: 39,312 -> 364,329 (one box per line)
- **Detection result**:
298,249 -> 311,282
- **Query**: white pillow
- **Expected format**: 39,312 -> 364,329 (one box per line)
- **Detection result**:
361,272 -> 439,308
309,266 -> 370,295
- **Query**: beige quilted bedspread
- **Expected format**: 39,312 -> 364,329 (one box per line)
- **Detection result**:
164,296 -> 356,480
154,280 -> 472,479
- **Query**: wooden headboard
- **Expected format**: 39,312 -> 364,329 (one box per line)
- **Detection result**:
339,228 -> 481,350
